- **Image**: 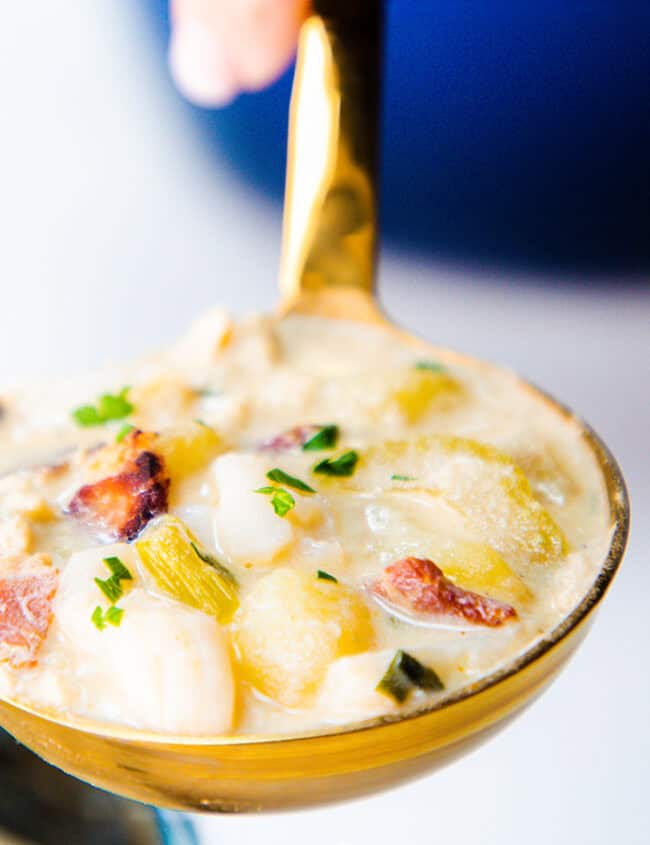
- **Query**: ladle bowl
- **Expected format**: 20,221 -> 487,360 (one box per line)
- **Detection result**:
0,0 -> 629,812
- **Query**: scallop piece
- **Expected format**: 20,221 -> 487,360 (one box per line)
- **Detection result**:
212,453 -> 293,566
53,544 -> 234,734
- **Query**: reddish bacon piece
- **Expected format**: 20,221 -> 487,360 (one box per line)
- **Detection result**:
372,557 -> 517,628
258,425 -> 322,452
68,448 -> 169,542
0,554 -> 58,668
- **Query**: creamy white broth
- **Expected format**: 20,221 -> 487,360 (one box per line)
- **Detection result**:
0,311 -> 611,735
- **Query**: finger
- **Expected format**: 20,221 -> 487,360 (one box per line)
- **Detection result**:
169,0 -> 310,107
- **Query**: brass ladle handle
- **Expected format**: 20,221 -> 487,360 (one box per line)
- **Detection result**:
278,0 -> 384,320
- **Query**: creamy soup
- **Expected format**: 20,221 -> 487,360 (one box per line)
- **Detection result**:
0,311 -> 611,735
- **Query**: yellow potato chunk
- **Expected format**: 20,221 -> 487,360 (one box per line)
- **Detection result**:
346,436 -> 567,564
439,542 -> 533,606
233,568 -> 374,707
136,515 -> 239,622
157,422 -> 224,481
390,369 -> 462,423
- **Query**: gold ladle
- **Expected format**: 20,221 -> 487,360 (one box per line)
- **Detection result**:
0,0 -> 629,812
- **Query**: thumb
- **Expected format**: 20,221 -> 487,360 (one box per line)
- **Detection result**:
169,0 -> 310,107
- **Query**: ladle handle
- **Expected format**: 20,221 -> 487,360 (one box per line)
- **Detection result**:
278,0 -> 384,319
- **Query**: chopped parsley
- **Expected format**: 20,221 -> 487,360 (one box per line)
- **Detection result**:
255,486 -> 295,517
72,387 -> 133,427
116,423 -> 135,443
376,650 -> 444,703
302,424 -> 339,451
105,606 -> 124,626
91,605 -> 106,631
414,360 -> 445,374
316,570 -> 338,583
92,556 -> 133,617
391,474 -> 416,482
94,575 -> 124,603
266,468 -> 315,494
312,450 -> 359,477
103,556 -> 133,581
190,542 -> 238,586
91,604 -> 124,631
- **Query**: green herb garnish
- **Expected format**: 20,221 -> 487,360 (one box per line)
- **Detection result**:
91,605 -> 124,630
105,606 -> 124,627
317,569 -> 338,583
91,605 -> 106,631
94,574 -> 124,604
266,468 -> 315,494
312,450 -> 359,477
116,423 -> 135,443
391,474 -> 416,482
302,424 -> 339,451
255,486 -> 295,517
414,360 -> 445,374
103,556 -> 133,581
376,649 -> 444,703
72,387 -> 133,427
93,556 -> 133,607
190,542 -> 238,586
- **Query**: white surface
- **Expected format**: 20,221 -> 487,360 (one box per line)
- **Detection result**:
0,3 -> 648,844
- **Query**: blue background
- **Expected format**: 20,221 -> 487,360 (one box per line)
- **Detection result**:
148,1 -> 649,277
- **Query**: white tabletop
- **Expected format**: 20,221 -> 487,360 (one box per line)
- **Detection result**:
0,4 -> 648,843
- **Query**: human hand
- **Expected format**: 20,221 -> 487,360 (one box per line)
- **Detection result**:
169,0 -> 310,106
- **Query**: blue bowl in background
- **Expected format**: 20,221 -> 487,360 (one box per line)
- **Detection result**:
148,1 -> 649,277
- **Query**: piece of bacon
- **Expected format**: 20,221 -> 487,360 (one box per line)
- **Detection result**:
0,554 -> 58,668
258,424 -> 323,452
371,557 -> 517,628
68,445 -> 169,542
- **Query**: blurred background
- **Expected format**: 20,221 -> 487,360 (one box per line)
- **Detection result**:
0,2 -> 648,843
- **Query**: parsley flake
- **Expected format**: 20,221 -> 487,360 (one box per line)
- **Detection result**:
91,604 -> 124,631
103,556 -> 133,581
302,424 -> 339,451
266,468 -> 315,494
376,650 -> 444,703
116,423 -> 135,443
105,606 -> 124,627
391,473 -> 416,482
312,450 -> 359,477
414,360 -> 445,374
94,574 -> 124,604
94,556 -> 133,606
72,387 -> 133,427
255,486 -> 295,517
91,605 -> 106,631
317,570 -> 338,583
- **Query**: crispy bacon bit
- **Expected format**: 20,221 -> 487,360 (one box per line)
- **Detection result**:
258,425 -> 322,452
372,557 -> 517,628
68,436 -> 169,541
0,554 -> 58,668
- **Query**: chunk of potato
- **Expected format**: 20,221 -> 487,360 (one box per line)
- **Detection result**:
344,436 -> 567,564
439,542 -> 533,606
233,568 -> 374,707
157,422 -> 225,481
